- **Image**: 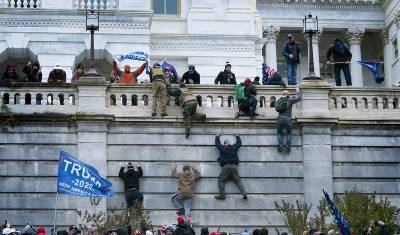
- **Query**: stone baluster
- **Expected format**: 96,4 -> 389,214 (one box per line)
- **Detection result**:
346,27 -> 365,87
262,25 -> 280,70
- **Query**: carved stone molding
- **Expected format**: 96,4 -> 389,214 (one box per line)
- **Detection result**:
395,9 -> 400,29
381,27 -> 389,44
0,18 -> 149,29
262,25 -> 280,43
150,39 -> 254,53
346,27 -> 365,44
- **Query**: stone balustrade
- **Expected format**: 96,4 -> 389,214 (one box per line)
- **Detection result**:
73,0 -> 118,10
0,0 -> 41,8
1,82 -> 400,120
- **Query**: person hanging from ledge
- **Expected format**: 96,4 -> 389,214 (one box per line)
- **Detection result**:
171,163 -> 201,220
71,64 -> 86,83
215,62 -> 236,85
112,59 -> 148,85
119,161 -> 144,209
23,61 -> 42,83
262,63 -> 286,87
214,132 -> 247,200
169,83 -> 206,138
0,65 -> 20,86
326,38 -> 352,86
150,63 -> 168,117
235,78 -> 259,118
181,65 -> 200,84
275,87 -> 302,153
47,63 -> 66,84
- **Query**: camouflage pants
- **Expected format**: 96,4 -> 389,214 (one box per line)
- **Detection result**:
151,80 -> 167,114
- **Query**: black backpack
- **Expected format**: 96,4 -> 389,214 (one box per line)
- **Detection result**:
275,96 -> 290,113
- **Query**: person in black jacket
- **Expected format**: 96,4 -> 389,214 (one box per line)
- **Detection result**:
214,133 -> 247,200
23,61 -> 42,83
175,216 -> 195,235
1,65 -> 20,86
237,78 -> 258,117
214,62 -> 236,85
326,38 -> 352,86
119,161 -> 143,208
181,65 -> 200,84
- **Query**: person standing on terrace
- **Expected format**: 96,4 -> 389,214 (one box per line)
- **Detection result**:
112,59 -> 148,85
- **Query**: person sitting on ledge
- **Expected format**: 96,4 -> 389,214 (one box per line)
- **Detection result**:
23,61 -> 42,83
112,60 -> 148,85
71,64 -> 86,82
0,65 -> 20,86
262,63 -> 286,87
48,63 -> 66,84
235,78 -> 259,117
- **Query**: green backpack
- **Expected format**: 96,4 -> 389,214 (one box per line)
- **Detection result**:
234,84 -> 247,102
275,96 -> 290,113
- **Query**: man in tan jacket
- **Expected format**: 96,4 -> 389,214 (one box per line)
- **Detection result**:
171,164 -> 201,219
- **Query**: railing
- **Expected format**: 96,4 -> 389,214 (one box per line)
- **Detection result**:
106,84 -> 299,119
0,0 -> 41,8
0,83 -> 78,115
74,0 -> 118,10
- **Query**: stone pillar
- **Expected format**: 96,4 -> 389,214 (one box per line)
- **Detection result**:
75,77 -> 110,217
262,25 -> 280,69
306,29 -> 323,77
299,80 -> 336,214
382,28 -> 392,87
346,27 -> 365,87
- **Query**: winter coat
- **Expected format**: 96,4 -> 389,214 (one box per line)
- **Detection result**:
215,136 -> 241,167
281,41 -> 302,64
171,168 -> 200,198
113,61 -> 147,85
181,70 -> 200,84
326,43 -> 352,63
48,69 -> 66,83
23,63 -> 42,82
174,223 -> 195,235
119,167 -> 143,191
215,70 -> 236,84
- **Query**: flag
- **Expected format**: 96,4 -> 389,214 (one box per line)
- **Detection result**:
161,60 -> 178,75
114,51 -> 149,63
356,61 -> 384,84
323,190 -> 350,235
57,151 -> 115,197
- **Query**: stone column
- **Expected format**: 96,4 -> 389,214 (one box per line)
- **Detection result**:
305,29 -> 323,77
382,28 -> 392,87
346,27 -> 365,87
262,25 -> 280,69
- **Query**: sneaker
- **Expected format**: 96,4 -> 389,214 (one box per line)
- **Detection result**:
151,112 -> 157,117
277,146 -> 284,152
214,195 -> 226,200
243,194 -> 248,200
285,146 -> 291,153
176,208 -> 184,216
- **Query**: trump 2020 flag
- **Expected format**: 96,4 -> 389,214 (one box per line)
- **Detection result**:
114,51 -> 149,63
323,190 -> 350,235
57,151 -> 115,197
356,61 -> 384,84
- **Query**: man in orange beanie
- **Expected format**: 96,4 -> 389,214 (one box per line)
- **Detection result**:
112,60 -> 148,85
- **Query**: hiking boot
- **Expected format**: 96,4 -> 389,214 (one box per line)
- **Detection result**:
151,112 -> 157,117
285,146 -> 291,153
277,146 -> 284,152
214,195 -> 226,200
176,208 -> 185,216
161,113 -> 168,117
243,194 -> 248,200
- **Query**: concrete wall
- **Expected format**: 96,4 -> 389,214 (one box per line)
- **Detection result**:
1,79 -> 400,234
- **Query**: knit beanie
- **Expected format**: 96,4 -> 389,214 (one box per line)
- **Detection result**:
177,216 -> 185,224
243,78 -> 252,85
225,61 -> 231,68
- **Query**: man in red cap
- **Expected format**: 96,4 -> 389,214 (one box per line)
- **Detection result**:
235,78 -> 258,117
174,216 -> 195,235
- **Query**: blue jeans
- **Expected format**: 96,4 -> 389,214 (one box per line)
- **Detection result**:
172,192 -> 192,218
277,116 -> 292,147
286,62 -> 298,85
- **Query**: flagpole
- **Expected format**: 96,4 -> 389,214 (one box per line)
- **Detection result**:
53,192 -> 59,234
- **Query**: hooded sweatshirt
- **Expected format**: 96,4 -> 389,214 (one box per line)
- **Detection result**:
172,168 -> 200,197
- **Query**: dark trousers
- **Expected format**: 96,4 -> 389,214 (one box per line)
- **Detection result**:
266,74 -> 286,87
125,190 -> 143,208
334,64 -> 352,86
238,96 -> 257,115
182,100 -> 206,135
218,164 -> 246,196
277,116 -> 292,148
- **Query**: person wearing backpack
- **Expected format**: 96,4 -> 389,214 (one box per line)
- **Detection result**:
275,87 -> 302,153
235,78 -> 258,117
